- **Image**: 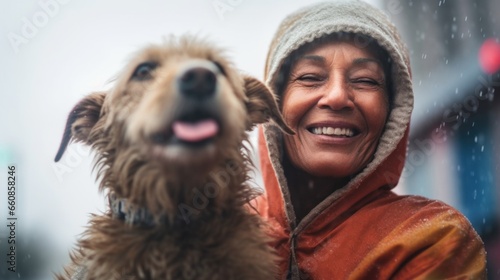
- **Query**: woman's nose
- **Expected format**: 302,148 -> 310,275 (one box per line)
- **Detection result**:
317,79 -> 354,111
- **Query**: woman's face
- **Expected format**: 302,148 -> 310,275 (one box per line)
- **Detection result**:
282,40 -> 389,179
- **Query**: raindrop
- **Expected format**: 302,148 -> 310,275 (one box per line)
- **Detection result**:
453,17 -> 456,21
438,0 -> 442,6
488,89 -> 495,101
308,180 -> 314,189
445,59 -> 449,64
457,165 -> 461,171
451,34 -> 455,39
474,136 -> 478,143
481,145 -> 485,152
465,16 -> 468,21
473,189 -> 477,199
472,122 -> 475,127
483,218 -> 486,224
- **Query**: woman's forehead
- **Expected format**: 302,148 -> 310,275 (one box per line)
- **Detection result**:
295,36 -> 388,67
298,42 -> 383,66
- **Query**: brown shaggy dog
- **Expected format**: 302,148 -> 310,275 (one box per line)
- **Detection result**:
54,36 -> 293,280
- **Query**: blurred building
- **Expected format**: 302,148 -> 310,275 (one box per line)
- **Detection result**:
383,0 -> 500,277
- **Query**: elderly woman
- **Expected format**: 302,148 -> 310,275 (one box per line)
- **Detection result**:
255,1 -> 487,279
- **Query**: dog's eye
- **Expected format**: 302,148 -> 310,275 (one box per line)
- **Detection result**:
132,62 -> 157,81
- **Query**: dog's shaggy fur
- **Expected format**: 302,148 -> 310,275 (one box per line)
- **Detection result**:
55,36 -> 293,280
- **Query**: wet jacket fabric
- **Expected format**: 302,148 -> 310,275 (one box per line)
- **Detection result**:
254,1 -> 487,279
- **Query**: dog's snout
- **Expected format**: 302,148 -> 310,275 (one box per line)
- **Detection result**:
179,67 -> 216,99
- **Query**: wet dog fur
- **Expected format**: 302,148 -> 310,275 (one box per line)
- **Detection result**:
54,36 -> 293,280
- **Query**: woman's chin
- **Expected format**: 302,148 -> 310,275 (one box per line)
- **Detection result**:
297,149 -> 370,177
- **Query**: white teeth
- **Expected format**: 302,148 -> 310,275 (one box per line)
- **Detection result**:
311,127 -> 354,137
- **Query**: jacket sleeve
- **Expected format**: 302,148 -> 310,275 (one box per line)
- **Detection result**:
351,201 -> 487,280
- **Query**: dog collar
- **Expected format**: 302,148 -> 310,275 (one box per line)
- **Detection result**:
108,193 -> 159,227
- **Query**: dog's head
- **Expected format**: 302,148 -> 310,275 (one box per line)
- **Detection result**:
55,36 -> 293,172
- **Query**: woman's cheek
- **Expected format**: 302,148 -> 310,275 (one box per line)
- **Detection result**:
367,95 -> 389,135
282,89 -> 309,130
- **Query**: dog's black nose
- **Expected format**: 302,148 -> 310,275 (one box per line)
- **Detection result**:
179,67 -> 216,99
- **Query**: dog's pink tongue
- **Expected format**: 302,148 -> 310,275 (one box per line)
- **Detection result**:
172,119 -> 218,142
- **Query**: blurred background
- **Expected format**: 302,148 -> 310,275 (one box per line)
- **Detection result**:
0,0 -> 498,279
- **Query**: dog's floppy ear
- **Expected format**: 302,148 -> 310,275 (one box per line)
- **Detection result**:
54,92 -> 106,162
243,76 -> 294,134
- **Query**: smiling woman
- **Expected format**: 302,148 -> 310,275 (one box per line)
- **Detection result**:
254,1 -> 488,279
281,35 -> 391,222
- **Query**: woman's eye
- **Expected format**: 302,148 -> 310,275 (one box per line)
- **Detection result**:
352,78 -> 381,87
132,62 -> 158,81
297,74 -> 324,82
